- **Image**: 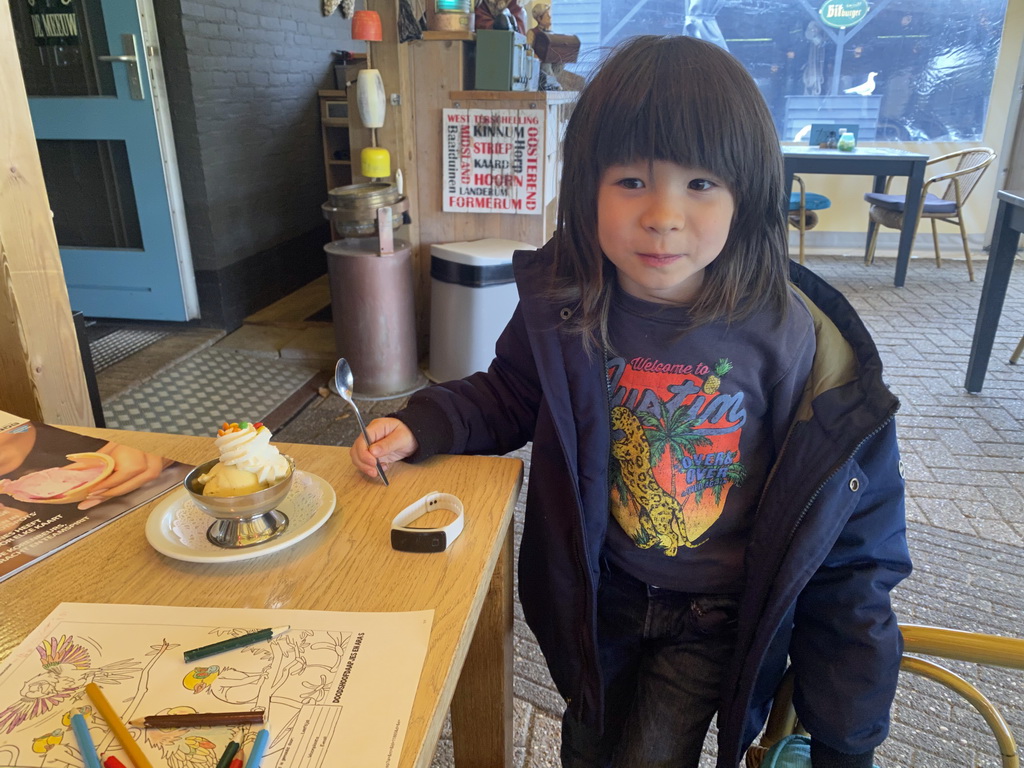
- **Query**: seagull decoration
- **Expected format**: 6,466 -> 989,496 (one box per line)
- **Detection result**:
844,72 -> 878,96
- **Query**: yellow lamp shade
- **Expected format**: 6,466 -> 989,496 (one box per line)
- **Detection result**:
361,147 -> 391,178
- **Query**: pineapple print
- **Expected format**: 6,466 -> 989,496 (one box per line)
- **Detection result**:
702,358 -> 733,394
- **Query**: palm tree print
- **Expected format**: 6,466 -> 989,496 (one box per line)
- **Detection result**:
637,401 -> 712,498
693,459 -> 748,505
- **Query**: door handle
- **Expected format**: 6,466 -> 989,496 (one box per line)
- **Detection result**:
97,34 -> 144,100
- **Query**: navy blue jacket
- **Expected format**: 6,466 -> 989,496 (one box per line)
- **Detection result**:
398,246 -> 912,766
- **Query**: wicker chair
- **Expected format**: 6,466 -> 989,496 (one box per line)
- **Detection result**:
788,175 -> 831,265
746,624 -> 1024,768
863,147 -> 996,282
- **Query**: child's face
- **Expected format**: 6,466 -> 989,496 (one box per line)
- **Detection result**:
597,160 -> 734,304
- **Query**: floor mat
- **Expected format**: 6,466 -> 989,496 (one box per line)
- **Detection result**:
90,329 -> 170,372
102,347 -> 319,436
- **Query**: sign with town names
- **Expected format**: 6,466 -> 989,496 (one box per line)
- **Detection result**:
442,108 -> 544,215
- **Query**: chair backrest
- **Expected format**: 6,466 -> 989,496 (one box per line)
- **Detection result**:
927,147 -> 996,205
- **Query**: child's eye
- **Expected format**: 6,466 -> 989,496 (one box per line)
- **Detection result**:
616,177 -> 645,190
689,178 -> 717,191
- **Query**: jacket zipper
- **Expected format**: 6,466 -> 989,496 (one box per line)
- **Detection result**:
564,325 -> 606,713
784,408 -> 897,544
569,344 -> 614,716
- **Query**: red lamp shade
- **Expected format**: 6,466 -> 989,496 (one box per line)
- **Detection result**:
352,10 -> 383,41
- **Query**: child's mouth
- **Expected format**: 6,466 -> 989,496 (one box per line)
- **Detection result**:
637,252 -> 681,266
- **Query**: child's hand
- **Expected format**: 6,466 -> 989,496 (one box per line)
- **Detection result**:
350,418 -> 418,478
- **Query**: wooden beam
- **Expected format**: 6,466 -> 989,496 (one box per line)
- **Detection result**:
361,0 -> 428,351
0,2 -> 94,425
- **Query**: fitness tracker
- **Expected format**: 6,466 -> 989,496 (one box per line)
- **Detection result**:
390,492 -> 465,553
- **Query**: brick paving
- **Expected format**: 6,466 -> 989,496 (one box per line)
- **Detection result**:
276,253 -> 1024,768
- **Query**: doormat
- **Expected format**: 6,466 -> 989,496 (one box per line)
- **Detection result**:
89,329 -> 170,372
103,346 -> 319,436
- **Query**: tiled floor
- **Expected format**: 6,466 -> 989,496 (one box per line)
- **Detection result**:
103,347 -> 321,436
97,253 -> 1024,767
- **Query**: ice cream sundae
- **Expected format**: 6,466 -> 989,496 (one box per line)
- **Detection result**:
196,422 -> 291,498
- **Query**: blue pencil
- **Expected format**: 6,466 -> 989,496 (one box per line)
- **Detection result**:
71,713 -> 103,768
243,728 -> 269,768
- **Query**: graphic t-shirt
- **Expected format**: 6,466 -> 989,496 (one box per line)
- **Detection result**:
605,285 -> 816,593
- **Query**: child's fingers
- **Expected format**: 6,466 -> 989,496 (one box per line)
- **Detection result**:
348,418 -> 416,476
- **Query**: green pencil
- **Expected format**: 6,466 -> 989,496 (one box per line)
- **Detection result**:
183,626 -> 290,662
215,740 -> 240,768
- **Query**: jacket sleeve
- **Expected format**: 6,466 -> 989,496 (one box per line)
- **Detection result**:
396,303 -> 543,460
788,417 -> 912,755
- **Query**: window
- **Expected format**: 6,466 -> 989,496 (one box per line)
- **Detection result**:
562,0 -> 1007,142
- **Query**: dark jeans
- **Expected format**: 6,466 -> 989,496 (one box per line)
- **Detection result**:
561,561 -> 740,768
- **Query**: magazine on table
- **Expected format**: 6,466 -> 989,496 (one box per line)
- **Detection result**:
0,410 -> 190,582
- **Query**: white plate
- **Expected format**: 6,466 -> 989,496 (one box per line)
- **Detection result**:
145,470 -> 337,563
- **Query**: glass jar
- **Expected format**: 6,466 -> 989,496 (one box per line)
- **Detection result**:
837,129 -> 856,151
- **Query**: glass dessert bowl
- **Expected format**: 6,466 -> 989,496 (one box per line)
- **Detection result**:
185,421 -> 294,548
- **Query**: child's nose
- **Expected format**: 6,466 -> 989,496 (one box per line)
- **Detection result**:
641,197 -> 685,233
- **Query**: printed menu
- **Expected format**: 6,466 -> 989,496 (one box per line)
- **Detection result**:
0,410 -> 190,582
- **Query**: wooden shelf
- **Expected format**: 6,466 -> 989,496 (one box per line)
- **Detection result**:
422,30 -> 475,41
450,89 -> 579,102
319,92 -> 361,239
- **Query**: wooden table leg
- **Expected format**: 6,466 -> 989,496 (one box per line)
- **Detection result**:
451,526 -> 514,767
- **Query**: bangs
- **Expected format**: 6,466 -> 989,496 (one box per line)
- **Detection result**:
586,37 -> 771,195
552,34 -> 790,342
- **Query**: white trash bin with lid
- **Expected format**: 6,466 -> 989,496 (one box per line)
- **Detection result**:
428,238 -> 535,383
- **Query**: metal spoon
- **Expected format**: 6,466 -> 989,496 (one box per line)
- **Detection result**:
335,358 -> 389,486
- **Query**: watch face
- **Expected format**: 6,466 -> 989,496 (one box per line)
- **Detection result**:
391,529 -> 447,553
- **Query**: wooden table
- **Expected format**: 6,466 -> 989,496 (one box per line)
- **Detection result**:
0,428 -> 524,768
783,146 -> 929,287
965,189 -> 1024,393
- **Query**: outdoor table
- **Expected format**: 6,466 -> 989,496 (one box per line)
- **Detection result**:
782,146 -> 929,287
965,189 -> 1024,393
0,427 -> 524,767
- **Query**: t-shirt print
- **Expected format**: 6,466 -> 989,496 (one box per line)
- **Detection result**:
608,354 -> 746,554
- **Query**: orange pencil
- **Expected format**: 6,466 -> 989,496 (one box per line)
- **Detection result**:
85,683 -> 154,768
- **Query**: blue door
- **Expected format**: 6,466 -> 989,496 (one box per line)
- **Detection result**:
11,0 -> 198,320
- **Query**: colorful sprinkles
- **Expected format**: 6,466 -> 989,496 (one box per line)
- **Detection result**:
217,421 -> 264,437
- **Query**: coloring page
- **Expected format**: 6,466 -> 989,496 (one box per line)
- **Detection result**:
0,603 -> 432,767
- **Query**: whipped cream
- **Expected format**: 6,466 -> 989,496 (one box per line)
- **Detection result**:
208,422 -> 290,485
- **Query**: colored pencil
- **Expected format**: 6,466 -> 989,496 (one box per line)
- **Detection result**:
243,729 -> 269,768
215,741 -> 239,768
129,711 -> 265,728
229,746 -> 244,768
183,626 -> 290,663
71,713 -> 102,768
84,683 -> 154,768
103,758 -> 128,768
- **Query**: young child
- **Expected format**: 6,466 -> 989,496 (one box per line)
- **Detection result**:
351,35 -> 911,768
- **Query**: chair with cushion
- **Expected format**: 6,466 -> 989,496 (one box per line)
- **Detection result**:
745,624 -> 1024,768
863,147 -> 996,282
788,175 -> 831,265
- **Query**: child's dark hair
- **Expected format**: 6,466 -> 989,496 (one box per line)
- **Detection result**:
552,35 -> 790,345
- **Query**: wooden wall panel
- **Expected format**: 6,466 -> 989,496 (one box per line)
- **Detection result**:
0,2 -> 93,426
